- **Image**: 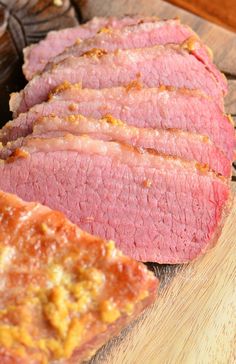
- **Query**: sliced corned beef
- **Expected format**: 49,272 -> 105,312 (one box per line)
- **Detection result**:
23,15 -> 156,80
50,19 -> 197,65
11,42 -> 227,115
0,114 -> 231,177
32,114 -> 232,177
4,87 -> 234,161
0,135 -> 230,263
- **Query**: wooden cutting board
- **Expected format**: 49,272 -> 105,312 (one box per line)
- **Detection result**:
75,1 -> 236,363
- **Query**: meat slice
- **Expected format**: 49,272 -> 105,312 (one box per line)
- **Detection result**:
3,86 -> 234,161
0,135 -> 231,264
0,190 -> 157,364
10,41 -> 227,115
50,19 -> 197,65
34,115 -> 232,177
1,114 -> 230,177
23,15 -> 155,80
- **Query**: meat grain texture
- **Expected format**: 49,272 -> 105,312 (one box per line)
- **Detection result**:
2,86 -> 234,160
0,135 -> 231,263
23,15 -> 158,80
0,114 -> 232,177
48,19 -> 196,65
2,16 -> 235,261
10,41 -> 227,115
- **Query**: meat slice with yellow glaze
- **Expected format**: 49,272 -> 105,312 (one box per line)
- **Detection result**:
0,190 -> 158,364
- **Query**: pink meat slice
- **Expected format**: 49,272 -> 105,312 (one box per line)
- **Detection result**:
4,87 -> 234,161
50,19 -> 197,65
0,135 -> 230,264
34,115 -> 232,177
0,114 -> 231,177
23,16 -> 156,80
11,42 -> 227,115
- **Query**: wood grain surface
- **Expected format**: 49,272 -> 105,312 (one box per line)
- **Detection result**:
167,0 -> 236,31
90,188 -> 236,364
226,80 -> 236,116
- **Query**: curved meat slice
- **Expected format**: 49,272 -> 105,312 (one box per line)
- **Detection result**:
0,114 -> 231,177
10,41 -> 227,115
49,19 -> 198,65
0,135 -> 231,264
3,87 -> 234,161
34,114 -> 232,177
23,15 -> 156,80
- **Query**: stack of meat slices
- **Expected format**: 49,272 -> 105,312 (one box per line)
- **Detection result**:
0,16 -> 235,264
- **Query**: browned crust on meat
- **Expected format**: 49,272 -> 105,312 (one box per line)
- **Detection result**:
81,48 -> 108,58
66,114 -> 87,123
49,81 -> 210,101
125,79 -> 143,92
66,294 -> 156,364
68,103 -> 78,112
6,148 -> 29,163
181,36 -> 213,60
181,36 -> 199,52
97,26 -> 113,34
75,37 -> 82,45
48,81 -> 82,99
101,114 -> 124,126
0,190 -> 158,362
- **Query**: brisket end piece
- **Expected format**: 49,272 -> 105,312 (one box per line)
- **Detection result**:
0,190 -> 157,364
0,135 -> 231,264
